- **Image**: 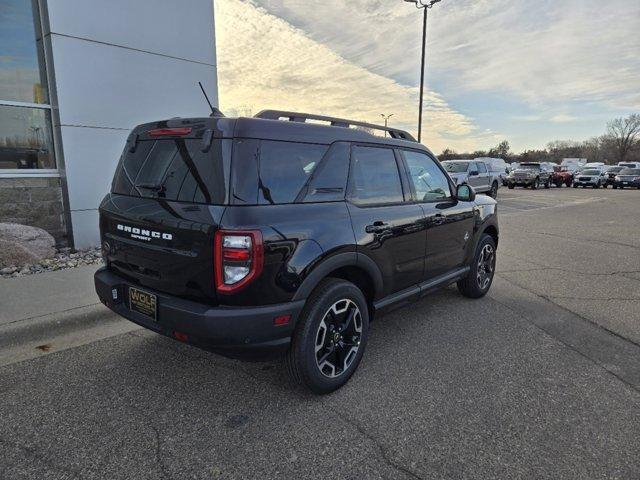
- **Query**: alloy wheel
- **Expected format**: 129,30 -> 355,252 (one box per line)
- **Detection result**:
315,299 -> 362,378
476,244 -> 495,290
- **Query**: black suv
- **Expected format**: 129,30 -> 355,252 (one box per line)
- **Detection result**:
94,110 -> 499,394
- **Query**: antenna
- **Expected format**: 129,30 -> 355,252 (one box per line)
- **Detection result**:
198,81 -> 214,113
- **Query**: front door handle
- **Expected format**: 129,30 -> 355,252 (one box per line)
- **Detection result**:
365,221 -> 389,233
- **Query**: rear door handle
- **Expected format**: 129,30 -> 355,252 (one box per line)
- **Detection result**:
365,221 -> 390,233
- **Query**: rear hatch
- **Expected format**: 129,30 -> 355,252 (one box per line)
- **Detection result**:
100,120 -> 232,304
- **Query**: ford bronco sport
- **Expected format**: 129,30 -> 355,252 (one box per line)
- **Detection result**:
95,110 -> 499,394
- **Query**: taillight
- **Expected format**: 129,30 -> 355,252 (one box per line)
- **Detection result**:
147,127 -> 192,137
214,230 -> 264,293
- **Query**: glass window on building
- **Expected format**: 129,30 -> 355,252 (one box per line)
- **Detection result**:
0,0 -> 55,171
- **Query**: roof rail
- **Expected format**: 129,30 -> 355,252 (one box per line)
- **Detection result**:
254,110 -> 416,142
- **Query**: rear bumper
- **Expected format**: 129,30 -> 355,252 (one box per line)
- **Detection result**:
94,267 -> 305,360
613,180 -> 640,188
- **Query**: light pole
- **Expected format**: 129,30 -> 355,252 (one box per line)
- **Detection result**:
404,0 -> 442,142
380,113 -> 394,136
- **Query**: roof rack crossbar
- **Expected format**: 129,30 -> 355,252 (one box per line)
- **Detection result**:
255,110 -> 416,142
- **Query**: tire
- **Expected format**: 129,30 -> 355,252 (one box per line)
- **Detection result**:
593,183 -> 599,189
613,184 -> 617,189
544,178 -> 550,189
489,181 -> 498,198
555,180 -> 563,188
508,183 -> 515,189
573,183 -> 578,188
531,178 -> 539,190
286,278 -> 369,394
457,234 -> 497,299
565,180 -> 572,187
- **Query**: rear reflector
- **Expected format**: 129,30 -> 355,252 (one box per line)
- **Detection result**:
273,315 -> 291,326
173,331 -> 189,342
147,127 -> 192,137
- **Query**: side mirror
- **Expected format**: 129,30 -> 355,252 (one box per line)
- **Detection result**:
469,170 -> 479,176
456,183 -> 476,202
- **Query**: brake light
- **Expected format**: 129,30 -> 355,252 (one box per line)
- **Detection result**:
214,230 -> 264,293
147,127 -> 192,137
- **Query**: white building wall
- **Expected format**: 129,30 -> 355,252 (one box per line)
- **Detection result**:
43,0 -> 218,248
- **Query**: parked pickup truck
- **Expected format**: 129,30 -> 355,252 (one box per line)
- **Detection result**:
550,166 -> 573,187
506,162 -> 552,189
441,159 -> 500,198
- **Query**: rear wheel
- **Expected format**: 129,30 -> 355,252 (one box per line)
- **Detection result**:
489,181 -> 498,198
457,234 -> 497,299
286,278 -> 369,394
544,178 -> 550,189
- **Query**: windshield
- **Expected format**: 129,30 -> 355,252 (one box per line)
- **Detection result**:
581,169 -> 601,175
519,163 -> 541,171
620,168 -> 640,175
442,161 -> 469,173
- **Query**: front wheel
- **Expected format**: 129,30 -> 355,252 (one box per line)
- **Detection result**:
457,234 -> 497,299
286,278 -> 369,394
613,184 -> 618,189
531,178 -> 539,190
544,178 -> 550,189
508,184 -> 515,189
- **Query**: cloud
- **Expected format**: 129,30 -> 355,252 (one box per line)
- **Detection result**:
550,114 -> 578,124
251,0 -> 640,111
214,0 -> 496,153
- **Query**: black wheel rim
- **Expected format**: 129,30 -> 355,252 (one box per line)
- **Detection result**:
476,244 -> 495,290
315,299 -> 362,378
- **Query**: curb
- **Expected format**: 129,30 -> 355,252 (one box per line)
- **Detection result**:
0,303 -> 140,367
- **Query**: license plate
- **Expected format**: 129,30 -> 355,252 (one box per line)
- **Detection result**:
129,287 -> 157,320
623,182 -> 629,185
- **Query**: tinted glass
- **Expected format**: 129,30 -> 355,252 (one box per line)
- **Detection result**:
402,150 -> 451,202
111,139 -> 231,205
0,104 -> 54,169
620,168 -> 640,175
257,141 -> 328,204
0,0 -> 48,103
302,142 -> 350,203
349,146 -> 403,205
582,169 -> 601,175
477,162 -> 487,173
443,161 -> 469,173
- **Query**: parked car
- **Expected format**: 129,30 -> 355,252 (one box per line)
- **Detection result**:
93,110 -> 499,394
441,159 -> 500,198
617,161 -> 640,169
602,166 -> 625,188
573,168 -> 607,188
612,168 -> 640,189
505,162 -> 552,189
550,165 -> 574,187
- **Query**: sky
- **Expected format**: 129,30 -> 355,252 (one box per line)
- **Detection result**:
213,0 -> 639,154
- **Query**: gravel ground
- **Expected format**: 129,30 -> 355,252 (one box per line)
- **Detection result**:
0,247 -> 103,278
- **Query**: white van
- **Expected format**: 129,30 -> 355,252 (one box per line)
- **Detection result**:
560,158 -> 586,172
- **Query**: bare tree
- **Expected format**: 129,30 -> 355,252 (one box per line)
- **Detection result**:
605,114 -> 640,163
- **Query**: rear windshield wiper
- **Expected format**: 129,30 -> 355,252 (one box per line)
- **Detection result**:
135,183 -> 166,196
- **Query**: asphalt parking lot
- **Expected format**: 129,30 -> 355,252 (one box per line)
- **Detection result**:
1,187 -> 639,480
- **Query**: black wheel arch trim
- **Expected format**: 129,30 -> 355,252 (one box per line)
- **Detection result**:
292,252 -> 384,302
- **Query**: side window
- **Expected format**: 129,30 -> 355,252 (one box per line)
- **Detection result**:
469,162 -> 479,174
477,162 -> 487,173
258,141 -> 328,205
349,146 -> 404,205
401,150 -> 452,202
302,142 -> 350,203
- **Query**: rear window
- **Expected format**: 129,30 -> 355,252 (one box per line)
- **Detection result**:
112,139 -> 231,204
